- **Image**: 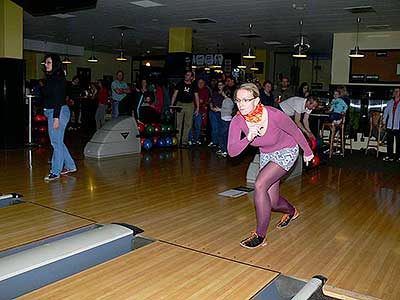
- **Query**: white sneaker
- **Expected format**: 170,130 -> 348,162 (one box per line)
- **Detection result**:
208,142 -> 214,147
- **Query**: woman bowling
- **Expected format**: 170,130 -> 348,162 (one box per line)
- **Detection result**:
228,83 -> 314,249
43,54 -> 77,181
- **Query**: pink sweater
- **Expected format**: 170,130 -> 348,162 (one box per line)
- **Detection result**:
228,106 -> 313,157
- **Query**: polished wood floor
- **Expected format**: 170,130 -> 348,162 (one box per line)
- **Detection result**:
19,241 -> 278,300
1,146 -> 399,300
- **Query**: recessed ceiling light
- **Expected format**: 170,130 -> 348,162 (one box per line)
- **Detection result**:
239,33 -> 261,38
344,6 -> 376,14
292,3 -> 306,10
188,18 -> 217,24
264,41 -> 282,45
51,13 -> 76,19
111,25 -> 135,31
130,1 -> 165,8
366,24 -> 390,30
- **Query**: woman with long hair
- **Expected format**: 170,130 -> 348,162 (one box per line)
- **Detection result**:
43,54 -> 76,181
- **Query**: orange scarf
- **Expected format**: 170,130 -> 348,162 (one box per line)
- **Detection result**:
239,103 -> 264,123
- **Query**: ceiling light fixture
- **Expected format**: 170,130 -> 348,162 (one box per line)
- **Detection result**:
130,1 -> 164,8
87,35 -> 98,63
349,17 -> 365,58
293,20 -> 310,58
62,37 -> 72,64
243,24 -> 256,59
116,31 -> 128,61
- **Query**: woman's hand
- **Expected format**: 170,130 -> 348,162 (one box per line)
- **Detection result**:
306,131 -> 315,139
53,118 -> 59,129
247,125 -> 264,141
303,154 -> 314,166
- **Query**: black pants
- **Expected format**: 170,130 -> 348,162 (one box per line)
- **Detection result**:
386,129 -> 400,159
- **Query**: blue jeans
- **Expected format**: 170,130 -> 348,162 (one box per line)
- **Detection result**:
188,112 -> 202,142
112,101 -> 119,119
209,111 -> 221,145
218,118 -> 230,152
45,106 -> 76,175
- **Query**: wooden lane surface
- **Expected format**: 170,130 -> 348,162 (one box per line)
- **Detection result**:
18,241 -> 278,300
0,202 -> 93,251
2,148 -> 400,299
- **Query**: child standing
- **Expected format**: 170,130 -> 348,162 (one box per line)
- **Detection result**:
217,87 -> 235,157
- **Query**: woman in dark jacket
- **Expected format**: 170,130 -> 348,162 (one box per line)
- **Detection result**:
43,54 -> 76,181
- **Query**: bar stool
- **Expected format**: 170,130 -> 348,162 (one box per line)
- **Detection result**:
320,115 -> 348,158
365,111 -> 385,158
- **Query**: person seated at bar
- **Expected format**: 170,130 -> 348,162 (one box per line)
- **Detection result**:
328,89 -> 348,124
279,96 -> 319,139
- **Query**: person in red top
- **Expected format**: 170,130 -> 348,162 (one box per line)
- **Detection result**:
95,80 -> 109,129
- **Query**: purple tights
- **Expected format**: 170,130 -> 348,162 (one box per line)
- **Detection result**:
254,162 -> 295,237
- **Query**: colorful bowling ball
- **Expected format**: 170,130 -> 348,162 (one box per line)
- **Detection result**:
138,123 -> 145,134
167,125 -> 174,132
143,139 -> 153,150
160,124 -> 167,133
146,125 -> 155,134
154,124 -> 161,133
171,137 -> 178,146
40,115 -> 47,121
39,125 -> 47,133
308,137 -> 317,151
165,137 -> 172,147
152,136 -> 159,145
157,137 -> 165,147
140,137 -> 146,146
34,115 -> 42,122
311,154 -> 321,167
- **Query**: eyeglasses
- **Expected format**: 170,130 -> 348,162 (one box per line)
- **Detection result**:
234,96 -> 257,103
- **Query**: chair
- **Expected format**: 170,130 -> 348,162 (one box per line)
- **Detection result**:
320,114 -> 350,158
365,111 -> 385,158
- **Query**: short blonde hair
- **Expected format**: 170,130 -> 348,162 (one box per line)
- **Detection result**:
234,83 -> 260,100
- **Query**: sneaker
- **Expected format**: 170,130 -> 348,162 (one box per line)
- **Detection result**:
383,156 -> 394,162
217,151 -> 227,157
44,173 -> 60,181
208,142 -> 214,147
240,232 -> 267,249
276,207 -> 299,229
196,141 -> 202,145
60,168 -> 77,175
188,141 -> 193,146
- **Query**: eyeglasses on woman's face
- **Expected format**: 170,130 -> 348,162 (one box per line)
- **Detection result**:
234,96 -> 257,104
